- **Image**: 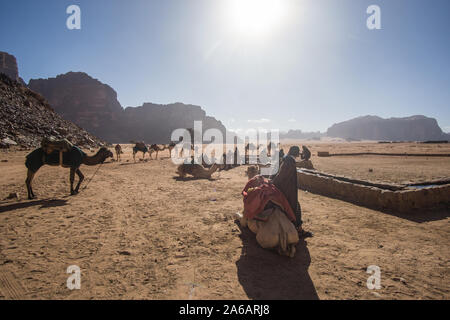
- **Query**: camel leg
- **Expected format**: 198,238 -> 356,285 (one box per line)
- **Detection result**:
70,167 -> 76,195
74,168 -> 84,193
156,150 -> 159,160
26,169 -> 36,200
133,151 -> 136,163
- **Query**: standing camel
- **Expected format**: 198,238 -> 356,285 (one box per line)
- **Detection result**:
167,142 -> 176,158
25,146 -> 113,199
114,144 -> 123,161
132,142 -> 148,162
149,144 -> 167,160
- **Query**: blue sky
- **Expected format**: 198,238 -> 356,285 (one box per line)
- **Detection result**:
1,0 -> 449,132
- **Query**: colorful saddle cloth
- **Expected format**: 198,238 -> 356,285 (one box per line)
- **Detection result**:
241,176 -> 296,223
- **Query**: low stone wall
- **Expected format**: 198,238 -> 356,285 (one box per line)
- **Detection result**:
297,170 -> 450,213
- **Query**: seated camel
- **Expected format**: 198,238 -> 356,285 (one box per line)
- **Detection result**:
176,163 -> 222,179
236,208 -> 299,257
238,154 -> 303,257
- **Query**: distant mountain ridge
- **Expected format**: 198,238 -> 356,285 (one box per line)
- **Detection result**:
3,52 -> 449,144
327,115 -> 450,141
279,130 -> 325,140
28,72 -> 227,143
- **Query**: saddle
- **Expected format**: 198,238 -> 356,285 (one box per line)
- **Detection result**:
41,138 -> 73,166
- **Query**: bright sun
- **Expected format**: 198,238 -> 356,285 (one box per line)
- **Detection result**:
227,0 -> 287,37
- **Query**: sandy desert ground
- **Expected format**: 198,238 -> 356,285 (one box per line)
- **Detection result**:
0,142 -> 449,300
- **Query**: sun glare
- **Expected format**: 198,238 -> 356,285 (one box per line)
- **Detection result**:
227,0 -> 287,37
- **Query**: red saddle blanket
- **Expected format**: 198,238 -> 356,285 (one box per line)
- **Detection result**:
242,176 -> 296,222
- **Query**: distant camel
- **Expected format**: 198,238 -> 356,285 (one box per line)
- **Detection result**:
132,142 -> 148,162
267,142 -> 277,157
25,146 -> 113,199
176,163 -> 222,179
114,144 -> 123,161
167,142 -> 176,158
245,143 -> 257,164
149,144 -> 167,160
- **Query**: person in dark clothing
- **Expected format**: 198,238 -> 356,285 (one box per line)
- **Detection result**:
301,145 -> 311,161
278,148 -> 285,167
270,146 -> 312,238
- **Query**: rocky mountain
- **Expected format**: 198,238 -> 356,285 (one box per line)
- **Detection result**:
0,51 -> 25,85
280,130 -> 325,140
120,103 -> 227,143
327,115 -> 450,141
0,73 -> 105,148
28,72 -> 123,142
29,72 -> 228,143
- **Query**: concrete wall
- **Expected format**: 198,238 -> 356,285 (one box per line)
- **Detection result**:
297,170 -> 450,213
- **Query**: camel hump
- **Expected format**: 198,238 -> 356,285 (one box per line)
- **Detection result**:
41,137 -> 73,154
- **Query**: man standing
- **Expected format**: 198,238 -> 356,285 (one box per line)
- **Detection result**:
271,146 -> 312,238
301,145 -> 311,161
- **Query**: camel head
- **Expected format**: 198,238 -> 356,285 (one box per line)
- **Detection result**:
97,147 -> 113,163
210,163 -> 225,173
245,165 -> 260,180
150,144 -> 164,151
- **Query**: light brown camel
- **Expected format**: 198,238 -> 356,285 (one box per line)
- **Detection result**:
25,146 -> 113,199
236,168 -> 299,257
237,208 -> 299,257
149,144 -> 167,160
176,163 -> 222,179
114,144 -> 123,161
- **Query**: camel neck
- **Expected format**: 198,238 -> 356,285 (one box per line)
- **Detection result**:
209,164 -> 218,174
82,152 -> 104,166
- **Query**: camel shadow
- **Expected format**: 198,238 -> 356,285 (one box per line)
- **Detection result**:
0,199 -> 68,213
118,161 -> 147,166
172,176 -> 218,182
235,220 -> 319,300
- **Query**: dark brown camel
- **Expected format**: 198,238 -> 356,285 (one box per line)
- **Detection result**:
25,146 -> 113,199
132,142 -> 148,162
114,144 -> 123,161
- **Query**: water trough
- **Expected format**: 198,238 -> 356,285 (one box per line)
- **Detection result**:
297,169 -> 450,213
